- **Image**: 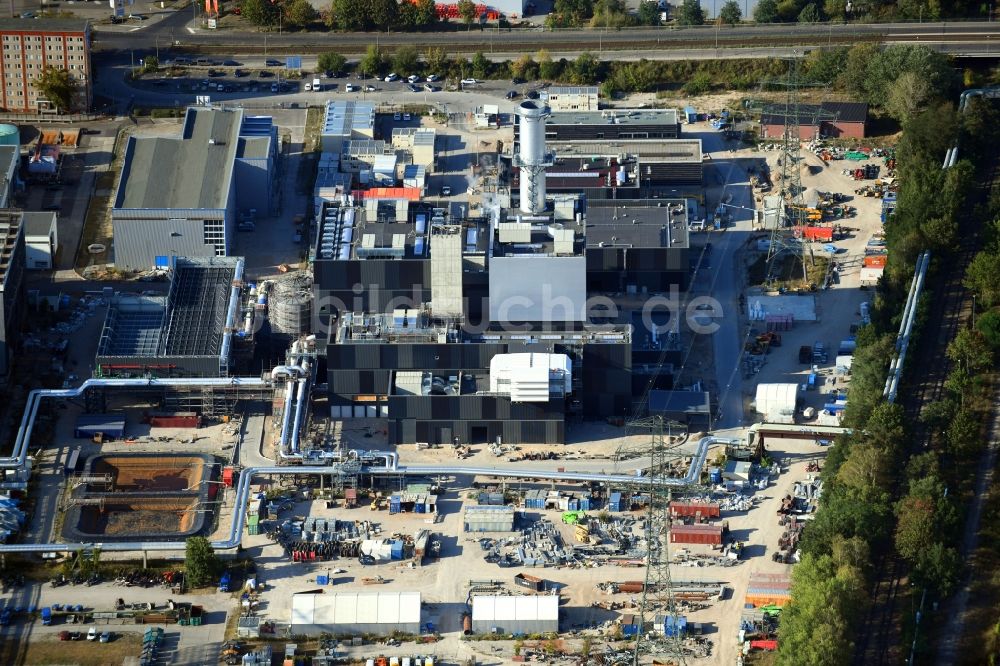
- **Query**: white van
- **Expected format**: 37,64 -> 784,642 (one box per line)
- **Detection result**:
312,77 -> 322,91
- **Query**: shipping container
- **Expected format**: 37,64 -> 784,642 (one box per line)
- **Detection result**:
669,524 -> 723,545
345,488 -> 358,507
863,255 -> 887,268
669,501 -> 721,519
514,573 -> 545,592
744,593 -> 791,608
147,411 -> 201,428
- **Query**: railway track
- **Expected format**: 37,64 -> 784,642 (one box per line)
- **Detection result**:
851,157 -> 995,665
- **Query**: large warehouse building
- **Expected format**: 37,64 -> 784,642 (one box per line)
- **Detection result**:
112,107 -> 276,270
471,595 -> 559,634
291,591 -> 421,636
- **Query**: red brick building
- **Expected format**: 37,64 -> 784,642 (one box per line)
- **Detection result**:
0,18 -> 91,113
760,101 -> 868,140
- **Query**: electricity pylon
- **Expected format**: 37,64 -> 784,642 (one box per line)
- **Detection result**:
757,55 -> 838,286
615,416 -> 697,666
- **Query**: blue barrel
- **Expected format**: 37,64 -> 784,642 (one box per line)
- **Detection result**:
710,467 -> 722,484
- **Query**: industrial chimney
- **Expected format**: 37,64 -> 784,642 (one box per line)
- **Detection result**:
514,101 -> 553,215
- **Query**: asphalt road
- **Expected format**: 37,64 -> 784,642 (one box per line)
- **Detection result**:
91,14 -> 1000,58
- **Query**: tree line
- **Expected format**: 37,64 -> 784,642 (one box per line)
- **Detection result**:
774,94 -> 1000,666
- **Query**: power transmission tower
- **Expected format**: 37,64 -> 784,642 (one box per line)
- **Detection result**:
614,416 -> 699,666
759,55 -> 838,287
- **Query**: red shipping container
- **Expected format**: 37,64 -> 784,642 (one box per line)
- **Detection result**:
222,466 -> 234,488
669,501 -> 721,519
863,255 -> 887,268
669,524 -> 723,545
148,411 -> 201,428
750,639 -> 778,651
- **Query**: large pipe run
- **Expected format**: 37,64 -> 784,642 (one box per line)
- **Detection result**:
0,434 -> 734,554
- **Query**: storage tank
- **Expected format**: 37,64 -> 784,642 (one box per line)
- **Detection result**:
269,273 -> 313,337
0,124 -> 18,148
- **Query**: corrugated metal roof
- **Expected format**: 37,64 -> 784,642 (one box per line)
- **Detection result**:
293,592 -> 421,625
291,594 -> 315,626
116,107 -> 241,211
472,595 -> 559,622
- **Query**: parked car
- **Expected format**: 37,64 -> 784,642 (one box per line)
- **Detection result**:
87,627 -> 98,641
384,73 -> 399,82
265,58 -> 282,66
424,83 -> 437,92
460,78 -> 478,86
234,69 -> 248,77
441,185 -> 452,196
526,89 -> 540,99
128,14 -> 146,20
345,84 -> 359,92
408,84 -> 420,92
270,83 -> 279,93
258,70 -> 273,78
505,90 -> 519,99
393,112 -> 401,121
403,113 -> 412,121
364,85 -> 377,92
304,83 -> 312,91
222,59 -> 242,66
426,74 -> 440,82
100,631 -> 113,643
59,631 -> 71,641
407,74 -> 421,84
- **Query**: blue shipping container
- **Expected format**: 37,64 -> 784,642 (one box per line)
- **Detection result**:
390,541 -> 404,560
316,575 -> 329,585
710,468 -> 723,484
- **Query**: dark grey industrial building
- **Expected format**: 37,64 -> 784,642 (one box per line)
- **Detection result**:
585,200 -> 691,293
511,138 -> 704,203
95,257 -> 245,378
0,210 -> 26,376
542,109 -> 682,141
312,201 -> 432,325
327,310 -> 632,445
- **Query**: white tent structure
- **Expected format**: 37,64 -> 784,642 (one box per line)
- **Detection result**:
471,594 -> 559,634
754,383 -> 799,424
291,591 -> 421,636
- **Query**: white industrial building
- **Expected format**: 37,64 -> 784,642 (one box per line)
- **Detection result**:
540,86 -> 599,112
471,594 -> 559,634
290,591 -> 421,636
21,211 -> 57,270
320,100 -> 375,153
754,383 -> 799,424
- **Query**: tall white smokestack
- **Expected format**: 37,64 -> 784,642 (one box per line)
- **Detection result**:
514,101 -> 553,215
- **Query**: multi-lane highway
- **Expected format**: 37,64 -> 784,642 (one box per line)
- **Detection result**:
93,15 -> 1000,58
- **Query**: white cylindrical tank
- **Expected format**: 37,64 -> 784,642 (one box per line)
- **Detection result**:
616,169 -> 627,186
517,100 -> 550,215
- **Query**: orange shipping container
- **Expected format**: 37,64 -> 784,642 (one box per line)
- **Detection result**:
744,593 -> 791,608
863,255 -> 887,268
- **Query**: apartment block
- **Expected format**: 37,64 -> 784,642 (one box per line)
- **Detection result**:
0,19 -> 91,113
